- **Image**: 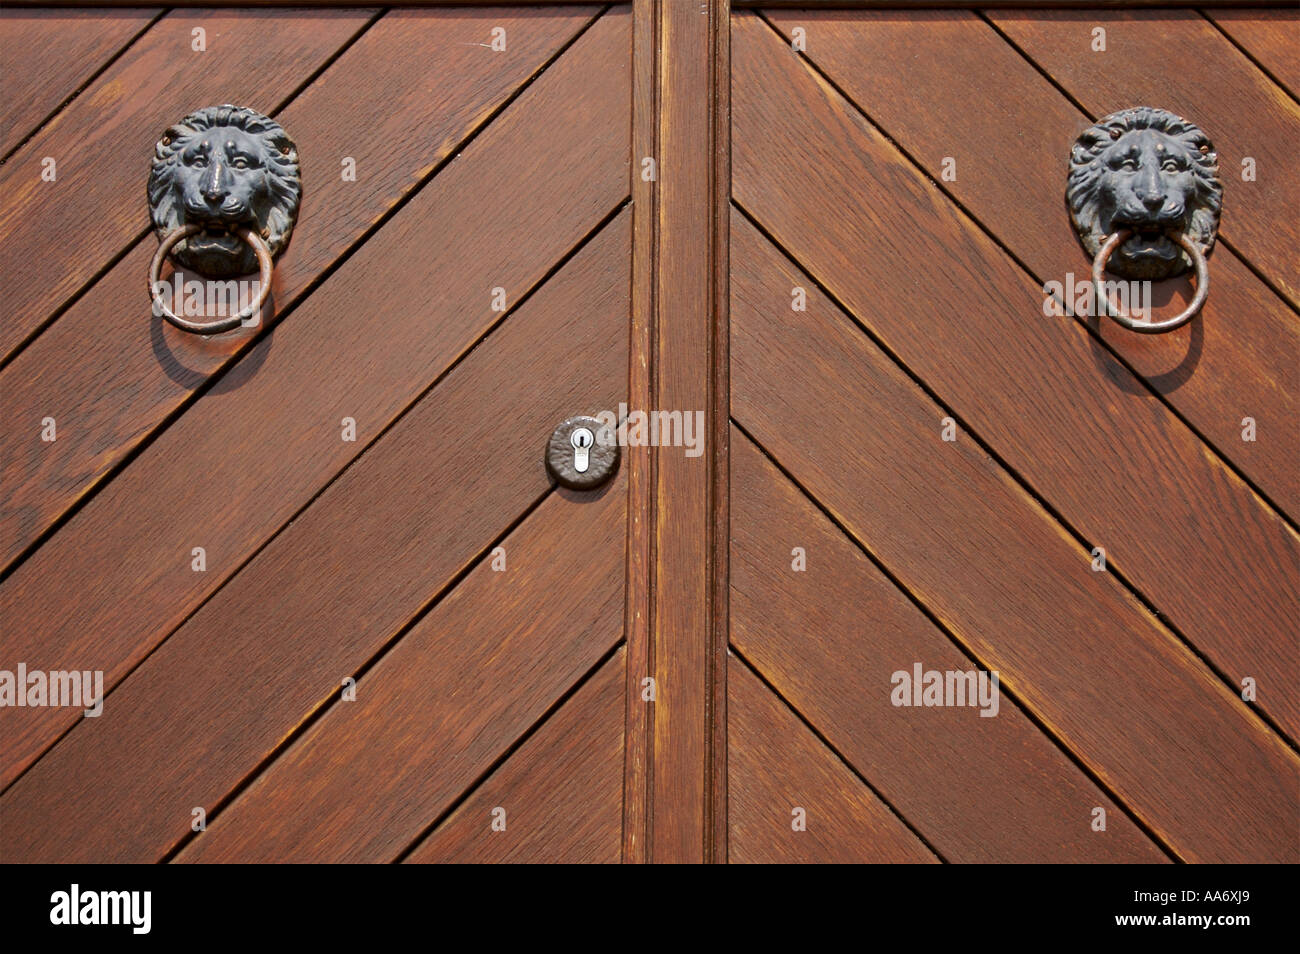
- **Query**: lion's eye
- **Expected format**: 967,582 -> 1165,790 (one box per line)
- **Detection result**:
231,158 -> 249,169
188,155 -> 208,167
1118,158 -> 1139,171
1161,159 -> 1183,173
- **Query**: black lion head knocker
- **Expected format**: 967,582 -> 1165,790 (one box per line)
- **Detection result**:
146,105 -> 301,334
1067,107 -> 1223,333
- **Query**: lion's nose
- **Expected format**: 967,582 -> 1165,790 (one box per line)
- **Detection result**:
202,163 -> 229,203
1138,191 -> 1166,211
1134,165 -> 1166,211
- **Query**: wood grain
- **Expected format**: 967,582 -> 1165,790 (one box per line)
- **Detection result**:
763,8 -> 1299,519
1206,9 -> 1300,97
0,9 -> 372,362
728,206 -> 1299,863
650,0 -> 716,864
0,5 -> 600,571
728,654 -> 938,864
403,650 -> 625,864
624,0 -> 655,866
0,210 -> 629,862
0,8 -> 159,158
731,426 -> 1167,862
710,0 -> 732,866
732,12 -> 1300,742
0,11 -> 629,794
178,478 -> 626,864
987,8 -> 1300,307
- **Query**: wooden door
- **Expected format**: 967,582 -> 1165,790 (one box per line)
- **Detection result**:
725,5 -> 1298,864
0,2 -> 1295,865
1,3 -> 636,863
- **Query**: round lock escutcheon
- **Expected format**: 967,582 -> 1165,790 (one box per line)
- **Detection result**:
546,416 -> 619,490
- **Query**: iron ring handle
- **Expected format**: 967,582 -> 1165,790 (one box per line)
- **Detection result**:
148,224 -> 273,335
1092,230 -> 1210,334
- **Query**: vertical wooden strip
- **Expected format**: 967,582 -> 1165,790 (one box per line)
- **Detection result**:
650,0 -> 717,864
624,0 -> 656,866
709,0 -> 731,865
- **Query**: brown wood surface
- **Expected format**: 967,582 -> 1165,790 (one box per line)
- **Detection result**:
728,207 -> 1299,863
987,8 -> 1300,307
0,8 -> 160,158
650,0 -> 717,865
623,0 -> 654,865
0,9 -> 373,362
732,12 -> 1300,743
763,8 -> 1299,519
1207,9 -> 1300,96
0,211 -> 629,862
2,2 -> 1295,866
404,650 -> 626,864
709,0 -> 732,865
730,422 -> 1167,862
0,5 -> 600,571
728,654 -> 938,864
178,480 -> 626,863
0,11 -> 630,796
0,10 -> 629,790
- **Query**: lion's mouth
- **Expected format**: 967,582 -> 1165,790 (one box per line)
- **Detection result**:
1110,221 -> 1181,262
184,218 -> 253,255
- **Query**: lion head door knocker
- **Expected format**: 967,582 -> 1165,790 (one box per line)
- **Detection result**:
1067,107 -> 1223,334
146,105 -> 301,334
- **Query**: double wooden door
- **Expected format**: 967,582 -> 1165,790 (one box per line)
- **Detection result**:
0,2 -> 1295,863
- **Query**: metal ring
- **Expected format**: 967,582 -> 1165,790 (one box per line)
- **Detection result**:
1092,230 -> 1210,334
149,224 -> 273,334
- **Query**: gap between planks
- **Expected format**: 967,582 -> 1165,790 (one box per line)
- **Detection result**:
732,195 -> 1299,761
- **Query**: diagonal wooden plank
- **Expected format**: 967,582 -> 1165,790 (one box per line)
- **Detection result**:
728,207 -> 1299,863
403,649 -> 626,865
0,8 -> 161,158
0,8 -> 373,362
764,8 -> 1298,519
987,8 -> 1300,307
731,12 -> 1300,742
177,477 -> 627,864
0,10 -> 630,795
1206,9 -> 1300,97
0,5 -> 601,571
731,425 -> 1166,863
0,210 -> 629,862
728,655 -> 937,864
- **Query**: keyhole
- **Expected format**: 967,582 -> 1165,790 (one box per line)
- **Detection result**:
571,427 -> 594,473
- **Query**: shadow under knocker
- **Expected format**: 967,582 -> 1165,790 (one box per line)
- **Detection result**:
149,266 -> 277,391
1080,264 -> 1206,397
